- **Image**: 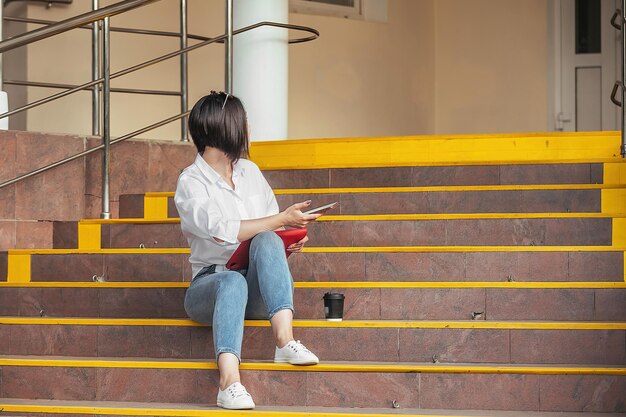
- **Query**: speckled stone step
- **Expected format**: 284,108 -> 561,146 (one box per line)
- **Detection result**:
1,250 -> 623,283
0,357 -> 623,411
52,217 -> 614,249
1,286 -> 624,322
119,188 -> 603,218
262,163 -> 604,189
2,398 -> 625,417
0,321 -> 623,365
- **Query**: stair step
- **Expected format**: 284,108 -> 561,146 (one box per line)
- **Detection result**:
57,214 -> 623,249
2,398 -> 625,417
1,318 -> 623,364
118,184 -> 626,218
262,163 -> 605,188
0,356 -> 623,410
1,284 -> 623,321
275,188 -> 609,217
3,247 -> 624,283
249,132 -> 622,169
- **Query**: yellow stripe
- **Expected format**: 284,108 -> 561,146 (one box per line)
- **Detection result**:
145,183 -> 626,200
0,402 -> 473,417
602,188 -> 626,213
301,246 -> 626,253
0,357 -> 622,375
248,132 -> 622,169
81,218 -> 180,225
613,218 -> 626,246
320,213 -> 626,221
79,212 -> 626,225
8,246 -> 626,255
8,248 -> 190,255
7,253 -> 30,283
293,281 -> 626,289
77,223 -> 101,250
0,281 -> 624,289
0,281 -> 190,288
1,317 -> 623,330
604,161 -> 626,184
144,195 -> 168,219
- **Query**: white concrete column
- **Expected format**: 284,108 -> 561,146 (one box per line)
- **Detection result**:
0,92 -> 8,130
233,0 -> 288,141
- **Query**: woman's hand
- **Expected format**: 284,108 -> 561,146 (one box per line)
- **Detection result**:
281,201 -> 321,228
287,235 -> 309,253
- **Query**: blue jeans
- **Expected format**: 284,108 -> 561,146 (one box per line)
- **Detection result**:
184,231 -> 295,361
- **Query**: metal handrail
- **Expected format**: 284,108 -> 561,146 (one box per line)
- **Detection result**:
621,2 -> 626,157
608,7 -> 625,157
3,15 -> 213,42
2,79 -> 182,96
0,0 -> 319,219
0,21 -> 319,189
0,0 -> 158,53
0,111 -> 191,190
0,21 -> 319,120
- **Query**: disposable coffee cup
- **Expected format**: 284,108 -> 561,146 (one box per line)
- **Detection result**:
323,292 -> 345,321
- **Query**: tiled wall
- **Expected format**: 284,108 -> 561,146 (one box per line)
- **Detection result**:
0,130 -> 195,250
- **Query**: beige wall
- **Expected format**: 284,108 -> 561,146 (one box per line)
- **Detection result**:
289,0 -> 435,138
7,0 -> 550,140
433,0 -> 549,134
22,0 -> 224,140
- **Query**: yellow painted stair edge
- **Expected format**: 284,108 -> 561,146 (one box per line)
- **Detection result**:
0,401 -> 496,417
6,246 -> 626,283
1,281 -> 624,289
0,356 -> 623,375
144,183 -> 626,199
1,317 -> 624,330
81,213 -> 626,224
248,132 -> 623,169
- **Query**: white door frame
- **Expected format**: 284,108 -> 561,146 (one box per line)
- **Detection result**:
548,0 -> 620,132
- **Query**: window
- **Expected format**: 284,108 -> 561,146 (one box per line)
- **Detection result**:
290,0 -> 363,20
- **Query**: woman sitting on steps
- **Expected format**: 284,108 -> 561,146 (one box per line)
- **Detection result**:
174,91 -> 320,410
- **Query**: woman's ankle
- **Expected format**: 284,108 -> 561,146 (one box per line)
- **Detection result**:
218,352 -> 241,390
219,375 -> 241,390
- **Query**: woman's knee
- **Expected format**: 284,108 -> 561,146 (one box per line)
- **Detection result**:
250,231 -> 283,256
184,271 -> 247,323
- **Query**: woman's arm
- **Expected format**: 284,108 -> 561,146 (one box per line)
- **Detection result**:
237,200 -> 320,242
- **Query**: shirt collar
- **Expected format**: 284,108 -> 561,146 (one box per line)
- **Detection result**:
193,153 -> 246,185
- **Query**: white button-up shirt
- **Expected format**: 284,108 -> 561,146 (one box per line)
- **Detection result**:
174,154 -> 279,278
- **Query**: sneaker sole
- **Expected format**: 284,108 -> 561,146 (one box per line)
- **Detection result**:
217,400 -> 255,410
274,357 -> 319,365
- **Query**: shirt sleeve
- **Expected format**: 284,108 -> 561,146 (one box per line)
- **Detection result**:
174,176 -> 240,245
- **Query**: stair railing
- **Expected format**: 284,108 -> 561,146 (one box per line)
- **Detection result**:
0,0 -> 319,218
610,3 -> 626,158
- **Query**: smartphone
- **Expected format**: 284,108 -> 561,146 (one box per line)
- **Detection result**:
304,202 -> 338,215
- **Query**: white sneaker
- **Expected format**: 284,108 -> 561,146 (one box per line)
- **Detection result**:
274,340 -> 319,365
217,382 -> 255,410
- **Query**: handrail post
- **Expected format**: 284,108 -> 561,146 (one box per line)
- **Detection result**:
622,1 -> 626,157
0,1 -> 4,91
180,0 -> 189,142
101,16 -> 111,219
225,0 -> 233,93
92,0 -> 101,136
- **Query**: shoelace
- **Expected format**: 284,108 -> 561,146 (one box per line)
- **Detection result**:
227,383 -> 251,399
289,340 -> 311,353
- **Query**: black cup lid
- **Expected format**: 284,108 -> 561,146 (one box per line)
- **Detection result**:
323,292 -> 345,300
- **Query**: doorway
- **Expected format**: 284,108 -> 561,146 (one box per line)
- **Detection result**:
553,0 -> 620,131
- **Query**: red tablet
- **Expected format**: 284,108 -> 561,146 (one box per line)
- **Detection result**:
226,228 -> 308,270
